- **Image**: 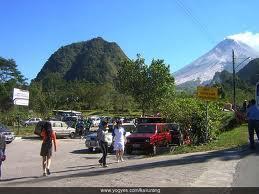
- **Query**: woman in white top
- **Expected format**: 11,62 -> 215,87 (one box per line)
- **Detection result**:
113,120 -> 126,162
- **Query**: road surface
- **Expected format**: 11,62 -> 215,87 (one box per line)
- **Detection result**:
0,137 -> 257,187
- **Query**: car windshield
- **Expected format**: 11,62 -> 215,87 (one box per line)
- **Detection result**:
0,124 -> 9,132
124,125 -> 136,132
137,117 -> 166,124
135,125 -> 156,133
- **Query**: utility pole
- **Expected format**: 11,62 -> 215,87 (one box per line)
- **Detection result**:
232,49 -> 236,110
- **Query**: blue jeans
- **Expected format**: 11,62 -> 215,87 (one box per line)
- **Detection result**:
248,120 -> 259,146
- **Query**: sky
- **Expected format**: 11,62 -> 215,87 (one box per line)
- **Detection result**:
1,0 -> 259,82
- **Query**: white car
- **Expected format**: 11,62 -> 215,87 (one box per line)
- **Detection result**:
90,116 -> 101,127
24,118 -> 42,127
84,131 -> 113,152
49,121 -> 76,138
0,123 -> 15,144
84,123 -> 136,152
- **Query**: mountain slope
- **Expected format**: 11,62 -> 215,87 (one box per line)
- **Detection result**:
34,37 -> 128,83
174,38 -> 259,86
237,58 -> 259,85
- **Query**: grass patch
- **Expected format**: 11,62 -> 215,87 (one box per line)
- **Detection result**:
172,124 -> 248,155
9,125 -> 35,137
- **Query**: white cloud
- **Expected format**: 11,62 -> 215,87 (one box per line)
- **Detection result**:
227,32 -> 259,50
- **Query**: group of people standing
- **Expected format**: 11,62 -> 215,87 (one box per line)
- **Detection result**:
1,100 -> 258,179
0,119 -> 125,179
97,120 -> 126,167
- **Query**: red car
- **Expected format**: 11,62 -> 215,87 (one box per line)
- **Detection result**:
125,123 -> 172,155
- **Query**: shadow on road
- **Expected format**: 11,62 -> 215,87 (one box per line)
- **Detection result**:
2,144 -> 259,185
20,136 -> 41,141
70,149 -> 99,154
0,176 -> 40,182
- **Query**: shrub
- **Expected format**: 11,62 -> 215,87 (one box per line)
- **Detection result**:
160,97 -> 225,145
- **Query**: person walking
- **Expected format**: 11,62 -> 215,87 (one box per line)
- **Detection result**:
97,121 -> 109,167
242,100 -> 248,113
0,133 -> 6,180
113,120 -> 126,162
40,121 -> 57,176
246,99 -> 259,150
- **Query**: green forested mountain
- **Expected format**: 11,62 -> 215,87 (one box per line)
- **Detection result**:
237,58 -> 259,85
211,59 -> 259,105
34,37 -> 128,84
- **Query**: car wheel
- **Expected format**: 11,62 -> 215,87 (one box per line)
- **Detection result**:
125,147 -> 133,155
70,132 -> 75,139
151,145 -> 157,156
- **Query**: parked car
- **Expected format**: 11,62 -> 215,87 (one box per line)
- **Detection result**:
168,123 -> 183,145
85,123 -> 136,152
136,117 -> 166,124
34,121 -> 47,136
85,127 -> 113,152
0,123 -> 15,144
63,116 -> 78,127
50,121 -> 76,138
111,122 -> 137,137
23,118 -> 42,127
34,121 -> 76,138
90,116 -> 101,127
125,123 -> 172,155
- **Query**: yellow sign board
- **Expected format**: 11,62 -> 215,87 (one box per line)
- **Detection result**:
197,86 -> 219,101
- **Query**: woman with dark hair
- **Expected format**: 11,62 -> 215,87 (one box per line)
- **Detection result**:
40,121 -> 57,176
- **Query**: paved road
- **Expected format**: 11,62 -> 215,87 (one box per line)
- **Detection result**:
0,137 -> 254,187
232,143 -> 259,187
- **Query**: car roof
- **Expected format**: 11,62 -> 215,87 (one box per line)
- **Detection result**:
0,124 -> 10,132
122,123 -> 135,126
49,120 -> 65,123
137,123 -> 167,125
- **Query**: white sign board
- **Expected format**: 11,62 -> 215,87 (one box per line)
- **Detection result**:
13,88 -> 29,106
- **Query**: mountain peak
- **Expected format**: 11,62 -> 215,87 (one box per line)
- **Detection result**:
174,38 -> 259,86
34,37 -> 128,83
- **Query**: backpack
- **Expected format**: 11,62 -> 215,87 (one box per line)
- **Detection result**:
43,122 -> 53,147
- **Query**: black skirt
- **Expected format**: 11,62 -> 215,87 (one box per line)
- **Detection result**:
40,142 -> 52,157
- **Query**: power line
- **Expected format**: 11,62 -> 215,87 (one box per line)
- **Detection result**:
174,0 -> 215,45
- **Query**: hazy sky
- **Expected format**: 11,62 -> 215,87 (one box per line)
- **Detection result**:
1,0 -> 259,82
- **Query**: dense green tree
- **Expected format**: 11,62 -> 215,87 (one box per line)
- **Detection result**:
34,37 -> 128,86
0,57 -> 27,112
115,55 -> 175,115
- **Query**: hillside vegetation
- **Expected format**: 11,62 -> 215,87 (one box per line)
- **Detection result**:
34,37 -> 127,84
